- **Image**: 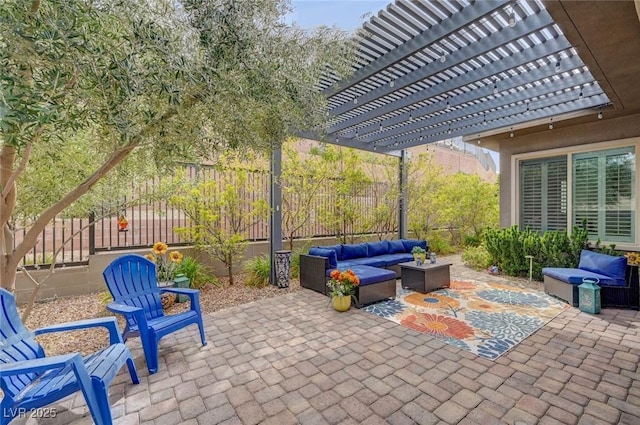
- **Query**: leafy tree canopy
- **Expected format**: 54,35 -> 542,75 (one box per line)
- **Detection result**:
0,0 -> 356,292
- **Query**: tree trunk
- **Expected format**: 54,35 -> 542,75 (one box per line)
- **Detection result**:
0,145 -> 18,292
227,264 -> 234,285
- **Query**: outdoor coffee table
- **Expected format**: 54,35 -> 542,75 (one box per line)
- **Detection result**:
399,261 -> 452,293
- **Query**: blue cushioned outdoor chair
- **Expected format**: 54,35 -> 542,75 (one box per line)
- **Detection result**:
102,254 -> 207,374
0,288 -> 139,425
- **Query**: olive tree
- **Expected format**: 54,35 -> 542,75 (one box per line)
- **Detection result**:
0,0 -> 355,294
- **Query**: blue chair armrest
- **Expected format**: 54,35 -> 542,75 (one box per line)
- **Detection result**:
0,353 -> 80,376
161,287 -> 198,295
107,302 -> 149,327
34,317 -> 124,344
161,287 -> 199,301
107,302 -> 142,315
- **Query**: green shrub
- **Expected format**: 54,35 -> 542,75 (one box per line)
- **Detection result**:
483,221 -> 591,281
463,233 -> 483,247
175,256 -> 218,288
461,245 -> 492,270
426,230 -> 455,255
243,254 -> 271,288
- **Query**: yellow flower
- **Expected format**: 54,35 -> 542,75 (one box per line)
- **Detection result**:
626,252 -> 640,265
145,254 -> 155,262
169,251 -> 183,263
152,241 -> 168,255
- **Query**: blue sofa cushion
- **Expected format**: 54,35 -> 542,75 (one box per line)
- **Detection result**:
375,253 -> 414,267
401,239 -> 427,252
341,243 -> 368,260
332,260 -> 360,270
309,248 -> 338,269
578,250 -> 627,283
331,265 -> 395,287
388,240 -> 406,254
347,257 -> 387,268
542,267 -> 624,287
367,240 -> 390,257
323,244 -> 343,261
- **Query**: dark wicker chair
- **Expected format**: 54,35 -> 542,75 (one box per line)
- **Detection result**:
601,265 -> 640,309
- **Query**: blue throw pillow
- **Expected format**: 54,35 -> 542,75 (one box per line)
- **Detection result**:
341,243 -> 368,260
401,239 -> 427,252
308,248 -> 338,268
367,240 -> 390,257
388,240 -> 406,254
324,244 -> 343,260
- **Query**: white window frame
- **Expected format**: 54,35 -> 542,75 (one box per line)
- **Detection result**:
511,137 -> 640,250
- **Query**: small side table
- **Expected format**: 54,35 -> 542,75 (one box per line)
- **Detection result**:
399,261 -> 452,293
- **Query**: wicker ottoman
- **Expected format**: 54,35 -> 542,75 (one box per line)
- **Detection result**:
344,265 -> 397,308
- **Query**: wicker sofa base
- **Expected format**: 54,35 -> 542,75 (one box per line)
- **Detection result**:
543,275 -> 640,310
543,276 -> 579,306
354,278 -> 396,308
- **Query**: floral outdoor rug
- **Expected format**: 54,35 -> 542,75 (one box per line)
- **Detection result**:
362,279 -> 569,360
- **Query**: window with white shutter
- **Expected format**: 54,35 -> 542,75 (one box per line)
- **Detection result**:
572,147 -> 635,242
520,157 -> 567,232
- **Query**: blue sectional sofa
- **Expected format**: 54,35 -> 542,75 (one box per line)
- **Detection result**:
542,249 -> 639,309
300,239 -> 428,307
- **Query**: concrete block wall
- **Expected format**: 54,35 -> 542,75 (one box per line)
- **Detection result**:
13,237 -> 341,304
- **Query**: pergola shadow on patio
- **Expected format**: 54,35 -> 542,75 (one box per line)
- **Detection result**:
18,256 -> 640,425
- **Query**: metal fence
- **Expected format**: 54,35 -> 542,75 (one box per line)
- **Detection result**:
14,164 -> 393,267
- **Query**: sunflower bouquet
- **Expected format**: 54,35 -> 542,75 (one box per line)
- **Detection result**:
146,241 -> 184,282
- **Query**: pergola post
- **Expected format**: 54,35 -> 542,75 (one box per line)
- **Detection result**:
269,145 -> 283,286
399,149 -> 408,239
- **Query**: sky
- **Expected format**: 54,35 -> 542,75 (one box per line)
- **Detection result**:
289,0 -> 389,31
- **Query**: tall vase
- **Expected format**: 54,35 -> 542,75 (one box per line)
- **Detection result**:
332,295 -> 351,312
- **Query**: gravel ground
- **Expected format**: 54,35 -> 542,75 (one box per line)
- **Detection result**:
20,276 -> 301,357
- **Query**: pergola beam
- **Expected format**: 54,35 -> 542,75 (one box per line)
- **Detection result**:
328,11 -> 555,117
323,0 -> 507,97
329,39 -> 577,135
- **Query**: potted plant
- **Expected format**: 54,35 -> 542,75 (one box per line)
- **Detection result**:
412,246 -> 427,265
326,269 -> 360,312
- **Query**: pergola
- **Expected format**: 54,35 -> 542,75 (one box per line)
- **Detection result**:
301,0 -> 609,154
270,0 -> 640,284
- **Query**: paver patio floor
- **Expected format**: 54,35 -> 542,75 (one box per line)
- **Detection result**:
13,257 -> 640,424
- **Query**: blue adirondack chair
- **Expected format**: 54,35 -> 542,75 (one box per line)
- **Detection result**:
102,254 -> 207,374
0,288 -> 139,425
